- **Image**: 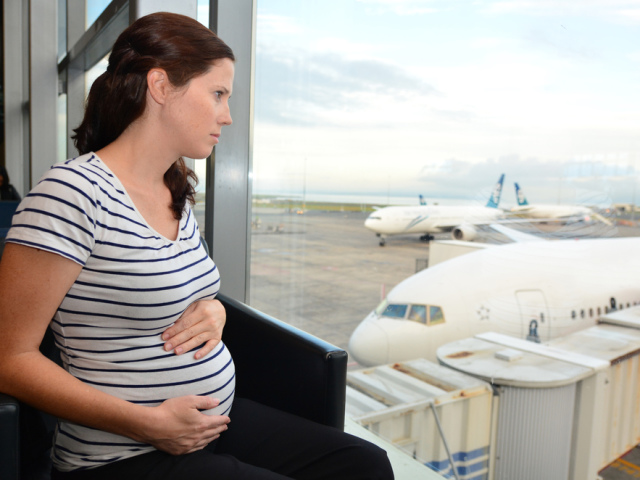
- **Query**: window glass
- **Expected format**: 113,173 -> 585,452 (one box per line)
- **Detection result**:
250,0 -> 639,356
86,0 -> 112,29
381,304 -> 408,319
408,305 -> 427,323
429,306 -> 445,325
197,0 -> 209,27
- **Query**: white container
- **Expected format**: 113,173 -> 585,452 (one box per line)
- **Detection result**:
346,358 -> 494,479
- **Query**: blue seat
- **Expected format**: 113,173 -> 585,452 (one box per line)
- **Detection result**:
0,201 -> 19,233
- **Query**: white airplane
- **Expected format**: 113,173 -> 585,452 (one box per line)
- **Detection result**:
364,174 -> 505,246
509,182 -> 596,221
348,232 -> 640,366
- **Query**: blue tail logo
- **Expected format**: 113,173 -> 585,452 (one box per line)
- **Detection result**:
514,182 -> 528,206
486,174 -> 505,208
419,194 -> 426,206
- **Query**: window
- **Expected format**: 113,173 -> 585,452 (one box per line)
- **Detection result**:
408,305 -> 427,323
381,304 -> 408,319
429,306 -> 445,326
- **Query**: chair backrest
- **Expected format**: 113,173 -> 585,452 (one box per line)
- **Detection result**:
0,201 -> 19,227
0,201 -> 19,239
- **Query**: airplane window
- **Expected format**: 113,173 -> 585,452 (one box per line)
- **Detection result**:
540,313 -> 545,323
589,308 -> 593,317
381,304 -> 408,319
597,307 -> 601,316
429,306 -> 445,325
408,305 -> 427,324
605,306 -> 609,313
580,309 -> 585,319
627,303 -> 631,308
571,310 -> 576,319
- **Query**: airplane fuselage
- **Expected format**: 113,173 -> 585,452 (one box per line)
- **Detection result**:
348,237 -> 640,366
364,205 -> 503,236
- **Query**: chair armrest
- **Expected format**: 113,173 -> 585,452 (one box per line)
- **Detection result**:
0,393 -> 20,480
218,294 -> 347,430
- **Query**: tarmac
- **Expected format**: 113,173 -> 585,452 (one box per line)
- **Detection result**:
248,209 -> 429,358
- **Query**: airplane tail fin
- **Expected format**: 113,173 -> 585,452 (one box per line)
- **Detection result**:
485,174 -> 505,208
515,182 -> 529,206
419,194 -> 426,206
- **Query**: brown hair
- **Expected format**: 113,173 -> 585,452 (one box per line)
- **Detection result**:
72,12 -> 235,219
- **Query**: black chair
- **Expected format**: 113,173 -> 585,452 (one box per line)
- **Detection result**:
0,293 -> 347,480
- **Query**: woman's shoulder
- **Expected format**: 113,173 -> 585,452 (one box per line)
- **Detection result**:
40,153 -> 124,198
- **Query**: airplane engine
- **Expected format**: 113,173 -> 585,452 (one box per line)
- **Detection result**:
452,224 -> 477,241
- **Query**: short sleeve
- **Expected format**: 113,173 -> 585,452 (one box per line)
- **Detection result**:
5,164 -> 98,265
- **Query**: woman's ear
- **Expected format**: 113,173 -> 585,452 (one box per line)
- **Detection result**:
147,68 -> 170,105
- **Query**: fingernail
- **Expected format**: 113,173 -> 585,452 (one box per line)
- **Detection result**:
175,347 -> 183,355
162,333 -> 168,340
165,343 -> 173,351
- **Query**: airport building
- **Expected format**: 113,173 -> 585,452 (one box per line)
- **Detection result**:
1,1 -> 640,479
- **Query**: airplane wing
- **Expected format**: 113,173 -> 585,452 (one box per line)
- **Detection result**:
590,212 -> 613,226
488,223 -> 545,242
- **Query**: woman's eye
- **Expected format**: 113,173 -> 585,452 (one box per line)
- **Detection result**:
214,91 -> 223,100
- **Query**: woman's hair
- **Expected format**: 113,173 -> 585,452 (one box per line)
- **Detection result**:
73,12 -> 235,219
0,165 -> 9,188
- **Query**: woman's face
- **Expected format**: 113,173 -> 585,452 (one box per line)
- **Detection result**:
163,58 -> 234,160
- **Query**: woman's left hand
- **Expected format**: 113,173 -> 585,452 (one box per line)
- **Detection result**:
162,299 -> 226,359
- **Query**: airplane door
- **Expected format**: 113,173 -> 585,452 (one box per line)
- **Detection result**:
515,290 -> 550,342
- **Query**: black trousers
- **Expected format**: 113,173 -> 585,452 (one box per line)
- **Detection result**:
52,398 -> 394,480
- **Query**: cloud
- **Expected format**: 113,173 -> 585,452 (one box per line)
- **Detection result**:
416,155 -> 637,204
254,46 -> 439,126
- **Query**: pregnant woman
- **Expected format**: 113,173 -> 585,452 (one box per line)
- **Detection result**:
0,12 -> 393,480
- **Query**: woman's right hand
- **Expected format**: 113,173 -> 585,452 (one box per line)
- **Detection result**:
141,396 -> 230,455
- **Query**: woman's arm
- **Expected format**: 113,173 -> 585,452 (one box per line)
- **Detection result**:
0,243 -> 229,454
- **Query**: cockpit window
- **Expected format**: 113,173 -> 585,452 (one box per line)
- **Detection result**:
429,306 -> 445,325
408,305 -> 427,323
368,216 -> 381,220
381,304 -> 408,318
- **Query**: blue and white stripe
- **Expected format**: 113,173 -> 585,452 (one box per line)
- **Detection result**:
6,153 -> 235,472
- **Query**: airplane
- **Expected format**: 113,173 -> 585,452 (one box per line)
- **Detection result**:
509,182 -> 598,221
364,174 -> 505,246
347,231 -> 640,366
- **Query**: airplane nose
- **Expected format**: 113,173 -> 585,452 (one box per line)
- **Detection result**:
348,315 -> 389,367
364,217 -> 375,230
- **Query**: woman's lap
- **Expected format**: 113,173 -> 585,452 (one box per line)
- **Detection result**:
52,398 -> 394,480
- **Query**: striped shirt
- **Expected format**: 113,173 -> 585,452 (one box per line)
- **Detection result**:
6,153 -> 235,472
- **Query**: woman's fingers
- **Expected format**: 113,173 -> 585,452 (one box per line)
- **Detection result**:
162,300 -> 225,357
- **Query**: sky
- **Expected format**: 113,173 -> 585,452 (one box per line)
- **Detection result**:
84,0 -> 640,208
250,0 -> 640,207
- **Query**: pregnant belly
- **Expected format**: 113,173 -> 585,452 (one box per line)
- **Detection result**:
67,341 -> 236,415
